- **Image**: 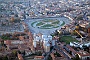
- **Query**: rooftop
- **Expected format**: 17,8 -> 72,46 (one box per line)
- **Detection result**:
77,50 -> 90,57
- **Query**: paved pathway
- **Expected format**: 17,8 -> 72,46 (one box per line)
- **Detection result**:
25,17 -> 71,35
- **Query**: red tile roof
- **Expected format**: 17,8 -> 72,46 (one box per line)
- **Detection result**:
77,50 -> 90,57
34,56 -> 44,59
18,54 -> 24,60
66,45 -> 77,54
4,40 -> 11,45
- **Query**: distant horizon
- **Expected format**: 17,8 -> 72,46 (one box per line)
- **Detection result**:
0,0 -> 89,2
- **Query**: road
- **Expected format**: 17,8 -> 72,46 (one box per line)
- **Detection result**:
43,46 -> 55,60
44,44 -> 72,60
54,45 -> 72,60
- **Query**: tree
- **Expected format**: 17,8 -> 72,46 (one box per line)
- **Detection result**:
1,22 -> 6,26
2,56 -> 8,60
12,50 -> 17,56
50,46 -> 54,51
23,50 -> 25,55
15,14 -> 18,17
72,54 -> 80,60
1,40 -> 4,46
47,55 -> 52,60
54,30 -> 59,36
54,51 -> 61,57
36,51 -> 42,56
1,36 -> 10,40
0,33 -> 12,40
0,57 -> 2,60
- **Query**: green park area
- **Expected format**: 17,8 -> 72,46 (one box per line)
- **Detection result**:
60,21 -> 65,26
41,24 -> 53,27
52,20 -> 60,24
31,19 -> 65,29
60,36 -> 78,44
36,22 -> 44,26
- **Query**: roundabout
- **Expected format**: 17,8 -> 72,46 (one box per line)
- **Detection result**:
31,19 -> 65,29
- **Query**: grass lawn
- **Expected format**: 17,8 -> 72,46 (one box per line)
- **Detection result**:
52,20 -> 60,24
36,22 -> 44,26
53,26 -> 59,28
60,36 -> 78,44
41,24 -> 53,28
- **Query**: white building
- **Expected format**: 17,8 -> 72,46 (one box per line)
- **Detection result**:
70,42 -> 90,48
33,34 -> 54,52
44,44 -> 50,52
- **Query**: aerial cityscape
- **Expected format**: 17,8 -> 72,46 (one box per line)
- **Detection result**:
0,0 -> 90,60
